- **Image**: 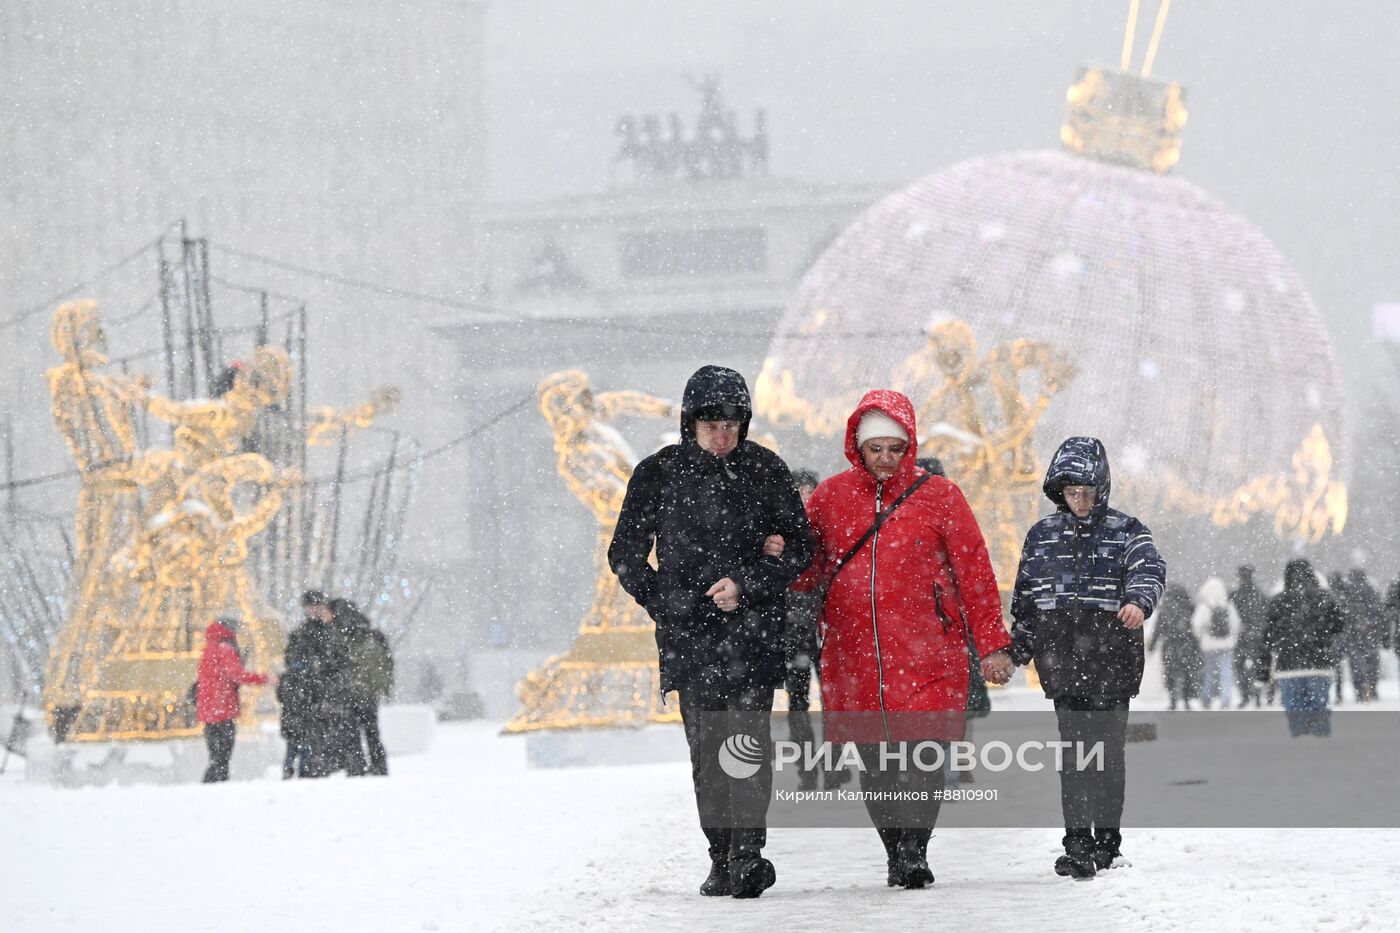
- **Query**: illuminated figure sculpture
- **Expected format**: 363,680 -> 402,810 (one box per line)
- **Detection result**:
53,346 -> 295,740
895,318 -> 1076,587
505,370 -> 678,733
42,301 -> 151,731
42,289 -> 406,742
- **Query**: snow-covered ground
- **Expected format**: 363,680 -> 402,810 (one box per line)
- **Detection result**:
4,680 -> 1399,933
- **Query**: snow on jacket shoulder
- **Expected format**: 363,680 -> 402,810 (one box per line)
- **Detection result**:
803,389 -> 1008,736
196,620 -> 269,724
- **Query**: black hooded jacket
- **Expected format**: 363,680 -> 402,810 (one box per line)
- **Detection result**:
1009,436 -> 1167,699
608,365 -> 814,693
1257,559 -> 1344,678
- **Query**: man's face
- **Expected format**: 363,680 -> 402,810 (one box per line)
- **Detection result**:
305,603 -> 333,623
1063,484 -> 1096,518
798,483 -> 817,507
695,418 -> 741,458
860,437 -> 908,482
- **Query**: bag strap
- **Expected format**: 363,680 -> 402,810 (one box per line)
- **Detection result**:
826,472 -> 933,585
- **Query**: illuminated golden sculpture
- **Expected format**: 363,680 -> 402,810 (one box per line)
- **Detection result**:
895,318 -> 1076,589
504,370 -> 679,733
306,386 -> 402,447
43,293 -> 405,742
44,334 -> 295,740
42,301 -> 151,719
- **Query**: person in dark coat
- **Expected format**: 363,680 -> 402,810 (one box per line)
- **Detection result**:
1008,436 -> 1166,879
283,590 -> 352,777
276,640 -> 314,779
336,597 -> 394,776
608,364 -> 813,900
1334,568 -> 1384,703
1257,559 -> 1343,736
1230,565 -> 1270,707
795,393 -> 1011,890
1148,584 -> 1202,710
1386,576 -> 1400,656
196,616 -> 269,783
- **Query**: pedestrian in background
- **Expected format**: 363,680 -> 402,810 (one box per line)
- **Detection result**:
196,616 -> 270,783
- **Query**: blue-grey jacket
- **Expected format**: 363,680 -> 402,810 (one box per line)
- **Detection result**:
1009,437 -> 1167,698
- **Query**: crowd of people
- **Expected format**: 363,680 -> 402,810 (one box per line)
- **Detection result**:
193,589 -> 395,783
1149,563 -> 1395,720
193,358 -> 1396,897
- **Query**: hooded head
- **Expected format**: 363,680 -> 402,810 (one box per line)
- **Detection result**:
1196,577 -> 1230,607
843,390 -> 919,484
1043,436 -> 1111,520
205,616 -> 240,643
680,365 -> 752,448
1282,558 -> 1319,594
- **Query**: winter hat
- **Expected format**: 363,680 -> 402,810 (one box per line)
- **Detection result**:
855,410 -> 908,446
215,615 -> 241,632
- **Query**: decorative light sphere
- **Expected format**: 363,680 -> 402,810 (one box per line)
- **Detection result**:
757,149 -> 1347,529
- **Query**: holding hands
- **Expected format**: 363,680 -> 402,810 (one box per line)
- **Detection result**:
980,649 -> 1014,686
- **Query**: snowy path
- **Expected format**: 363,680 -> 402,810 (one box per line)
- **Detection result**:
3,718 -> 1398,933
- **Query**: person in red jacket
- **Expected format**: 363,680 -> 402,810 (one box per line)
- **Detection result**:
794,388 -> 1013,889
196,616 -> 270,783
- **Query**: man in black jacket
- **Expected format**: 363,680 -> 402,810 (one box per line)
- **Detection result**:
608,365 -> 813,900
282,590 -> 352,777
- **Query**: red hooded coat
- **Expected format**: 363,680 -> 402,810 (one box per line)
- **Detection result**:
196,620 -> 268,725
797,390 -> 1009,741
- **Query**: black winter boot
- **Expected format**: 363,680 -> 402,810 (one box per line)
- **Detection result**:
700,829 -> 732,896
729,854 -> 776,899
729,835 -> 775,899
877,828 -> 902,886
699,855 -> 731,896
1054,830 -> 1097,880
1092,828 -> 1126,870
895,829 -> 934,889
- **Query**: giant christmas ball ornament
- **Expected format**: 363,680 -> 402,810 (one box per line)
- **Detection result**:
756,149 -> 1348,543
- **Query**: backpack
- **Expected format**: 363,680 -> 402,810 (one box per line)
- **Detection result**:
1208,606 -> 1231,640
347,629 -> 394,702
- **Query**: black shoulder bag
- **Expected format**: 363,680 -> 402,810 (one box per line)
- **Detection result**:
817,473 -> 932,645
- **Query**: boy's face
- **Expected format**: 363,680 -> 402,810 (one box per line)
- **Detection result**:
1063,484 -> 1096,518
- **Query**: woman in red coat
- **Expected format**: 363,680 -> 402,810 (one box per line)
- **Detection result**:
797,388 -> 1012,888
196,616 -> 269,783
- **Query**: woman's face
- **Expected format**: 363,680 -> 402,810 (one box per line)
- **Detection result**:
860,437 -> 908,482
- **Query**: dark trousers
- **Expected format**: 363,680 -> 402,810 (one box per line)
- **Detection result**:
784,660 -> 815,775
346,701 -> 389,776
1052,696 -> 1130,843
203,720 -> 237,783
678,683 -> 775,861
283,739 -> 312,778
854,741 -> 947,831
1233,648 -> 1258,705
